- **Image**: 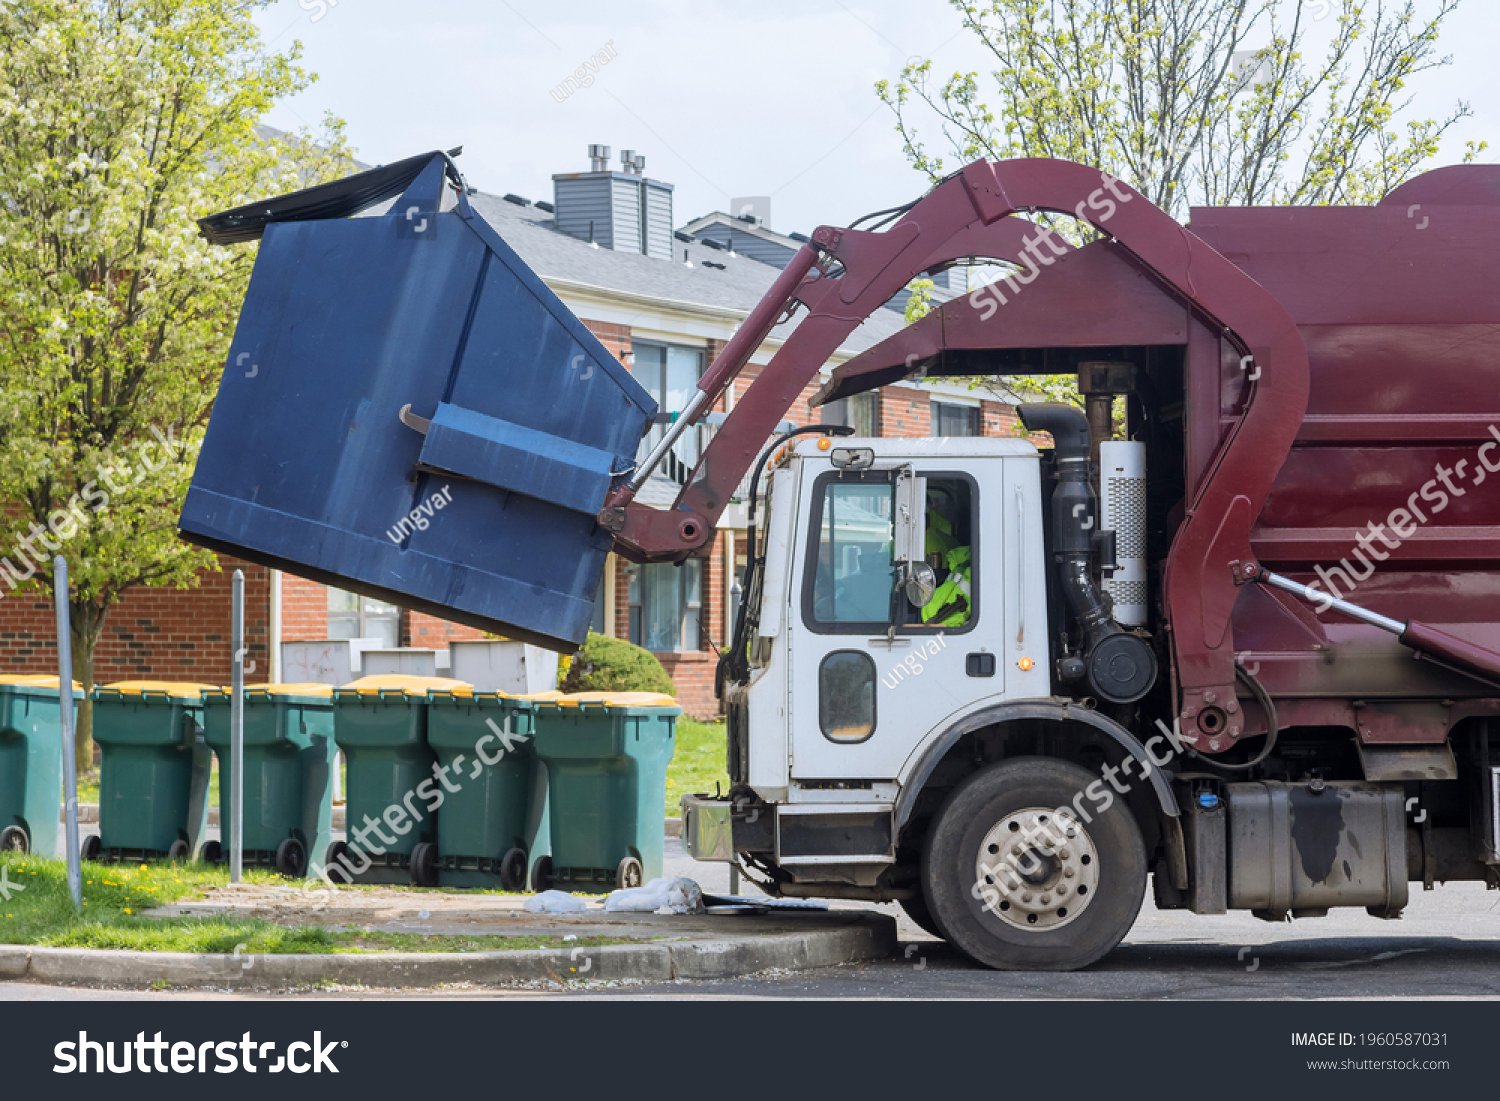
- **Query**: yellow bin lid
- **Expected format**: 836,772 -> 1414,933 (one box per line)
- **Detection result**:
203,683 -> 336,701
0,674 -> 83,691
100,680 -> 216,700
544,691 -> 679,708
336,674 -> 471,697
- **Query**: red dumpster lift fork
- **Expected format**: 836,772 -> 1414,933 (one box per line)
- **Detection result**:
600,157 -> 1319,753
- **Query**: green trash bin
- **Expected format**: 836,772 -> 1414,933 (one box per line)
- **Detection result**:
329,675 -> 469,886
426,687 -> 551,890
202,683 -> 337,878
90,682 -> 215,861
0,675 -> 82,857
532,691 -> 679,892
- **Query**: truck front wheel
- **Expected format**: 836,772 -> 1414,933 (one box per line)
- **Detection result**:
921,757 -> 1146,971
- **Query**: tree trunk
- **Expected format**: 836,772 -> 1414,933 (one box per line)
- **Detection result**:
68,601 -> 107,775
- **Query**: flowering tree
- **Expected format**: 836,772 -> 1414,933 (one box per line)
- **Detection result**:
0,0 -> 351,768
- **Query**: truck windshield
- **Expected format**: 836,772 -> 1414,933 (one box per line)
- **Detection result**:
810,480 -> 896,626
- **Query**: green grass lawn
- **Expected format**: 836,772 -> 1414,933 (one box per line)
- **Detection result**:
0,856 -> 635,954
666,719 -> 729,817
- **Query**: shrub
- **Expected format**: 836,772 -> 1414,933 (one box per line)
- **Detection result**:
561,633 -> 677,696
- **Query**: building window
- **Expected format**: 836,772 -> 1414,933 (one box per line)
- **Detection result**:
933,400 -> 980,437
327,588 -> 401,648
634,342 -> 706,474
816,391 -> 879,437
625,558 -> 704,651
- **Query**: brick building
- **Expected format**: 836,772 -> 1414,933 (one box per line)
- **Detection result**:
0,147 -> 1023,720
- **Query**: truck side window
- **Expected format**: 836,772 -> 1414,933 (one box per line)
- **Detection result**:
809,479 -> 896,627
908,477 -> 975,630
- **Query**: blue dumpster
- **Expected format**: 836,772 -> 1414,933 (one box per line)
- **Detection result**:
0,675 -> 82,856
179,151 -> 658,652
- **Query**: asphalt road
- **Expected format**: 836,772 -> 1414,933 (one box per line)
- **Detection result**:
6,835 -> 1500,1000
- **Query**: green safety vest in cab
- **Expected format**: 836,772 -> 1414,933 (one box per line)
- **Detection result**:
921,544 -> 972,627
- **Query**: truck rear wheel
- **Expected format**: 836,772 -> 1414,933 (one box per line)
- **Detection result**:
921,757 -> 1146,971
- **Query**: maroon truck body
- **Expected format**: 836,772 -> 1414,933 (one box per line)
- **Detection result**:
809,163 -> 1500,751
616,158 -> 1500,755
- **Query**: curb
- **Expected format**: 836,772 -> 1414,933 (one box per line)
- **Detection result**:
68,807 -> 685,836
0,913 -> 894,989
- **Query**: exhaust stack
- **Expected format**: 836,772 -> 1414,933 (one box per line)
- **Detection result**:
1018,403 -> 1156,704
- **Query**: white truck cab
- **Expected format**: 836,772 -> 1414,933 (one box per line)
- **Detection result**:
689,435 -> 1052,880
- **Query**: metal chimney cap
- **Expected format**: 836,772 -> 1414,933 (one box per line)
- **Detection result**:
588,143 -> 611,159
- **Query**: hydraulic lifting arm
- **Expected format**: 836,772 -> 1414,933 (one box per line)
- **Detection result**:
600,157 -> 1312,750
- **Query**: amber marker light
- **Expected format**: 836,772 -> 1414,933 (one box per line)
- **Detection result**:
1018,657 -> 1034,671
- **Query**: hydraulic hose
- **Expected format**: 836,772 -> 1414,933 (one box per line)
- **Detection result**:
1195,662 -> 1280,772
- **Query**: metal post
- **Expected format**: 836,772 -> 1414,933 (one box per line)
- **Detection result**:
53,559 -> 82,911
230,569 -> 245,883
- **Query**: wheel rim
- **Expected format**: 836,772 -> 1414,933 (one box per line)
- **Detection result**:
973,807 -> 1100,932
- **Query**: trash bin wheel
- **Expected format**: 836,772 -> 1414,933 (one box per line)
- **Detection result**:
616,856 -> 643,889
200,840 -> 223,865
499,847 -> 528,892
275,838 -> 307,878
167,839 -> 190,861
325,840 -> 354,884
410,842 -> 439,888
0,826 -> 28,853
81,835 -> 102,862
531,855 -> 553,892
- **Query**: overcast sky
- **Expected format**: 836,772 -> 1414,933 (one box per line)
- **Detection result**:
254,0 -> 1497,237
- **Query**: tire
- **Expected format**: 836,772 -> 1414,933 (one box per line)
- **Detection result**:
530,855 -> 553,893
200,840 -> 223,865
898,891 -> 945,939
616,856 -> 643,889
921,757 -> 1146,972
167,839 -> 190,861
325,840 -> 354,884
275,837 -> 307,878
499,847 -> 528,892
81,834 -> 102,862
0,826 -> 28,853
409,842 -> 439,888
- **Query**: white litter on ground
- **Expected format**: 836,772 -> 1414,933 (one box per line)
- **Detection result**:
604,877 -> 705,914
523,890 -> 588,913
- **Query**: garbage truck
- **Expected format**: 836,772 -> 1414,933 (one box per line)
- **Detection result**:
181,149 -> 1500,970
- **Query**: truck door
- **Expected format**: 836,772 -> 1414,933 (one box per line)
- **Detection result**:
789,460 -> 997,781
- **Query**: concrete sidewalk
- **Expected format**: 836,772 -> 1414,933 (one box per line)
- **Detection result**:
0,890 -> 894,990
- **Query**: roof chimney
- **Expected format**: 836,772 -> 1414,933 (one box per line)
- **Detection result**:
553,145 -> 674,261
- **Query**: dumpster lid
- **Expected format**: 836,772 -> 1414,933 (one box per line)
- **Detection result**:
203,683 -> 336,703
542,691 -> 681,710
0,674 -> 84,698
334,674 -> 471,698
96,680 -> 215,701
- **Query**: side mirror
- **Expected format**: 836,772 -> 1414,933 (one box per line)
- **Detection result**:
903,561 -> 936,608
